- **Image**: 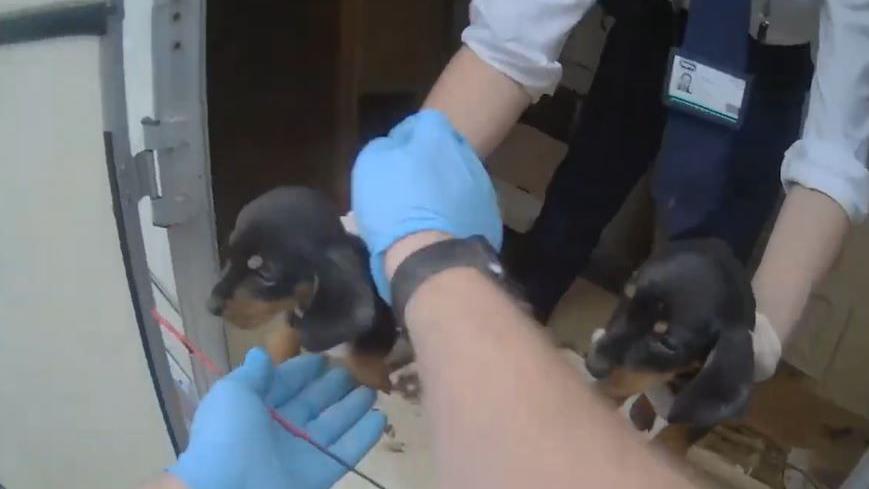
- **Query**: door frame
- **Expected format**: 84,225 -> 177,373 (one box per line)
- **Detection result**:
143,0 -> 229,395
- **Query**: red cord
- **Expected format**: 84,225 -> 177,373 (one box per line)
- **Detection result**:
151,309 -> 222,376
149,308 -> 386,489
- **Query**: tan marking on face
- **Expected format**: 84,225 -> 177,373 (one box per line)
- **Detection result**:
265,325 -> 302,364
221,286 -> 296,330
653,320 -> 669,335
624,282 -> 637,299
293,278 -> 318,310
597,368 -> 678,400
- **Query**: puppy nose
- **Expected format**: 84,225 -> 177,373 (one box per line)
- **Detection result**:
206,294 -> 225,315
585,351 -> 612,380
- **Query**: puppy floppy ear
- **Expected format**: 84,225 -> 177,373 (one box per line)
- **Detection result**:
294,237 -> 377,352
668,325 -> 754,427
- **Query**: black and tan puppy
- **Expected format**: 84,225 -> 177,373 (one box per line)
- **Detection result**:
586,239 -> 755,454
207,187 -> 398,391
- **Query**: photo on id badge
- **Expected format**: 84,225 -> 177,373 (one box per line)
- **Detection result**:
676,58 -> 696,94
677,72 -> 693,94
665,52 -> 747,129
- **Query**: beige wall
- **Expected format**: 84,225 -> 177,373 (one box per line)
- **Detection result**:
0,34 -> 175,488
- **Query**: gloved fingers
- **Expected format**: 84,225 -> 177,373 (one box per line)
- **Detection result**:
266,354 -> 328,407
224,347 -> 274,397
306,387 -> 378,446
300,410 -> 387,488
386,110 -> 422,142
751,313 -> 782,382
278,367 -> 357,423
356,135 -> 401,161
326,410 -> 388,476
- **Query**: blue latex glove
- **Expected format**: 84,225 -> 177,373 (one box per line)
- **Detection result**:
169,348 -> 386,489
352,109 -> 503,299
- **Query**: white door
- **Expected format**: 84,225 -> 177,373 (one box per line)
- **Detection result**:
0,1 -> 188,487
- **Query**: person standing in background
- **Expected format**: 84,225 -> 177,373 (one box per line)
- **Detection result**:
513,0 -> 818,323
414,0 -> 868,370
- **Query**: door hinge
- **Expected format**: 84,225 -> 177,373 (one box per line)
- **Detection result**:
135,117 -> 197,228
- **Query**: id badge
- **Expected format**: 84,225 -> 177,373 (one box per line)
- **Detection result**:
664,50 -> 750,129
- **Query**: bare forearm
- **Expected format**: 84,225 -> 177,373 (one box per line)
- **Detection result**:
388,237 -> 690,488
423,46 -> 531,157
753,186 -> 850,341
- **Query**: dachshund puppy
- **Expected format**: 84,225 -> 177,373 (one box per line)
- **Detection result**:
586,239 -> 756,454
207,187 -> 399,391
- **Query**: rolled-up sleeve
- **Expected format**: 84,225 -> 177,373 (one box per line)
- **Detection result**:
462,0 -> 595,101
781,0 -> 869,222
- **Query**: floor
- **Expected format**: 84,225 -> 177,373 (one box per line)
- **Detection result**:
333,282 -> 770,489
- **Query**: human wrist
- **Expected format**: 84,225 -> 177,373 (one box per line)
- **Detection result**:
753,272 -> 812,344
384,231 -> 452,281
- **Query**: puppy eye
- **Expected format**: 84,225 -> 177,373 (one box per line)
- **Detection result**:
245,254 -> 277,286
254,268 -> 277,287
653,336 -> 678,355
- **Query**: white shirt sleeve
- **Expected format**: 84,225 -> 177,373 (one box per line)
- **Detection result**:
780,0 -> 869,222
461,0 -> 596,101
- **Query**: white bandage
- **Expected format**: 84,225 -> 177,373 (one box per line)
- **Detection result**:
751,312 -> 782,382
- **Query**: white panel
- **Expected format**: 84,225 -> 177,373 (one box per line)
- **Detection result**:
122,0 -> 156,156
0,37 -> 174,488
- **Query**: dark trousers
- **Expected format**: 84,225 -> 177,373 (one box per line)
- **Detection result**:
522,2 -> 814,319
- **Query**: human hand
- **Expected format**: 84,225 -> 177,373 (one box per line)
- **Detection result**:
169,348 -> 386,489
351,109 -> 503,299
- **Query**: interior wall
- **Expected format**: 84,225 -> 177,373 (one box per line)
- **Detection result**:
0,34 -> 174,488
208,1 -> 452,364
207,1 -> 346,245
207,1 -> 452,248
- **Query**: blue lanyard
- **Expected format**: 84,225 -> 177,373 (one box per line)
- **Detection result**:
652,0 -> 753,236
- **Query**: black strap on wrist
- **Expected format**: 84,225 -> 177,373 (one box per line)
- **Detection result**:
390,235 -> 507,329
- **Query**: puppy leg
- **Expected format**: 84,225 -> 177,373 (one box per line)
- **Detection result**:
629,394 -> 658,432
652,423 -> 709,458
343,352 -> 393,393
265,325 -> 302,364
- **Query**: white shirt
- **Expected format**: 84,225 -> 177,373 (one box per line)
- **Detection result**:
463,0 -> 869,222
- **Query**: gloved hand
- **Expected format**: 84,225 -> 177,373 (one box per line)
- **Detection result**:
169,348 -> 386,489
352,109 -> 503,299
